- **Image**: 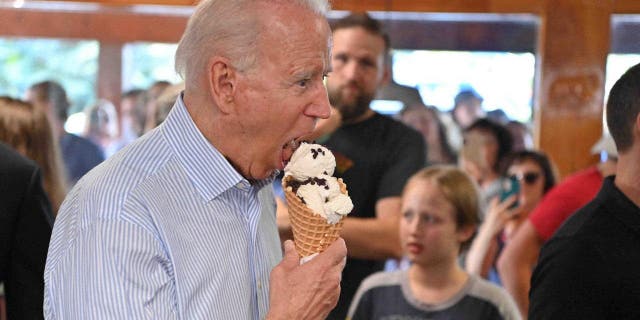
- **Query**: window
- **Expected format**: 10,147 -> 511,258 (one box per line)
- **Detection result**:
391,50 -> 535,122
122,42 -> 181,91
0,38 -> 98,114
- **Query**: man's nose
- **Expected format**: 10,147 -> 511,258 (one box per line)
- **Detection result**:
342,60 -> 362,81
304,86 -> 331,119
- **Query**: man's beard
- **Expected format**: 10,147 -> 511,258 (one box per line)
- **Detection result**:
328,84 -> 374,123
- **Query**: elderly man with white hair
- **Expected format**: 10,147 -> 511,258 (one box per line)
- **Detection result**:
44,1 -> 346,319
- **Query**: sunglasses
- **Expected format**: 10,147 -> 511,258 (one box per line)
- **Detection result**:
510,172 -> 541,185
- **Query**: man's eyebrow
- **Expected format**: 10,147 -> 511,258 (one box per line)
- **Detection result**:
292,70 -> 313,79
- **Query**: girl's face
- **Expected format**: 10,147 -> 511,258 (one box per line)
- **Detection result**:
400,179 -> 471,267
507,159 -> 546,213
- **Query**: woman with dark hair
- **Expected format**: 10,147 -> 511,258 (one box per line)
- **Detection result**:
459,118 -> 514,217
399,104 -> 457,165
466,150 -> 557,285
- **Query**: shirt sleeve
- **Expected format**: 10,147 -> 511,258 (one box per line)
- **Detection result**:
44,219 -> 176,319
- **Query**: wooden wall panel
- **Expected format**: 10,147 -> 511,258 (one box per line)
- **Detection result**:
37,0 -> 640,14
331,0 -> 541,13
0,6 -> 186,43
613,1 -> 640,13
535,0 -> 611,177
44,0 -> 542,13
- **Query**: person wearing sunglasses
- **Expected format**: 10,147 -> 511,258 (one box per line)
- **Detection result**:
466,150 -> 557,285
459,118 -> 514,221
496,135 -> 617,318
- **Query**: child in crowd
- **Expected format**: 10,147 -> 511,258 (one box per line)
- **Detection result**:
348,166 -> 520,320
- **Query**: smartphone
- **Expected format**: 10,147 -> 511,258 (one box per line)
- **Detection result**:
500,176 -> 520,209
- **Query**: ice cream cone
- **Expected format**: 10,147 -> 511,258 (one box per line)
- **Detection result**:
283,175 -> 347,258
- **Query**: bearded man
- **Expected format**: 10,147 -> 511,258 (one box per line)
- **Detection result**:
322,12 -> 426,319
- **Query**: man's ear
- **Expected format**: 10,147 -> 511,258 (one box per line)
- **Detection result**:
207,57 -> 236,114
633,113 -> 640,144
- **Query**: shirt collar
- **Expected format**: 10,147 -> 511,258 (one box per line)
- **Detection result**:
161,94 -> 245,201
601,176 -> 640,234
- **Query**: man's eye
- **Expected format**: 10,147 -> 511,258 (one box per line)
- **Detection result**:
361,59 -> 375,68
421,215 -> 439,224
334,55 -> 348,63
298,79 -> 310,88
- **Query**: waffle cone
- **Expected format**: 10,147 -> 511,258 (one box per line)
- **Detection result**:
282,175 -> 348,258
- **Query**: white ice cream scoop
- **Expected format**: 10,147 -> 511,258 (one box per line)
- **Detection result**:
284,142 -> 335,180
295,174 -> 353,224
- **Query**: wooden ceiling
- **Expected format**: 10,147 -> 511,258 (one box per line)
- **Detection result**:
34,0 -> 640,14
4,0 -> 640,177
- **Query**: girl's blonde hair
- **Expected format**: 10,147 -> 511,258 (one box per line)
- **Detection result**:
0,97 -> 67,214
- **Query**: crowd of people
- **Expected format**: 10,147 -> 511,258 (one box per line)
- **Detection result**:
0,79 -> 182,319
1,1 -> 639,319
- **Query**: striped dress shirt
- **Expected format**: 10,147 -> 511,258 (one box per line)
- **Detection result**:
44,95 -> 282,319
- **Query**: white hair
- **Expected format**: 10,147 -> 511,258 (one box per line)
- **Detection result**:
174,0 -> 330,86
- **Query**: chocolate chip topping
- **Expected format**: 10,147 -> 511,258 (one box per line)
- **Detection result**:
310,147 -> 326,159
287,177 -> 329,193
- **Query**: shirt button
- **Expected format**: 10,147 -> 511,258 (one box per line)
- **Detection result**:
257,282 -> 262,290
236,181 -> 250,191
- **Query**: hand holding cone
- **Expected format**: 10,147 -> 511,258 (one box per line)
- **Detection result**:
283,175 -> 349,258
281,142 -> 353,259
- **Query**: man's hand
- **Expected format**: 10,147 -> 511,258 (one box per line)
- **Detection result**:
266,238 -> 347,320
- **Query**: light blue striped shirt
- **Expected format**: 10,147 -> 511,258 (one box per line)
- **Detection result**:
44,95 -> 282,319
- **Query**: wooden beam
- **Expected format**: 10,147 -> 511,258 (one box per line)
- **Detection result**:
0,4 -> 187,43
331,0 -> 541,13
384,19 -> 536,52
97,42 -> 122,105
39,0 -> 196,5
535,0 -> 611,177
613,0 -> 640,13
25,0 -> 640,13
37,0 -> 543,13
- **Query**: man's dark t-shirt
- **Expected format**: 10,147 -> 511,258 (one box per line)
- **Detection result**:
529,177 -> 640,319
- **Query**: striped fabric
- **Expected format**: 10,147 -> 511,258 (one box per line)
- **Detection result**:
44,95 -> 282,319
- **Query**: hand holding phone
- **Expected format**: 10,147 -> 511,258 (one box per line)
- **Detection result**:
500,176 -> 520,209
